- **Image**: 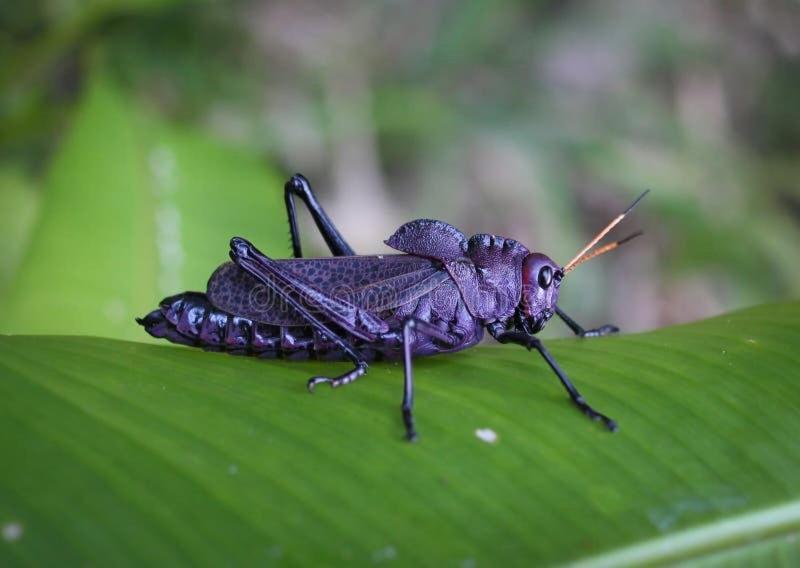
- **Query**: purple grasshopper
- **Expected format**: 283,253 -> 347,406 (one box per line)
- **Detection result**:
138,174 -> 647,441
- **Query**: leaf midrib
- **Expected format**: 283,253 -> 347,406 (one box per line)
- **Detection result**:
570,499 -> 800,567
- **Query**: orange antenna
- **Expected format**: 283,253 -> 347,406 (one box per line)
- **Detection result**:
562,189 -> 649,273
563,231 -> 643,274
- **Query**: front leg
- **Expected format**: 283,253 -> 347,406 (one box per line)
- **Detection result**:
488,325 -> 617,432
556,307 -> 619,338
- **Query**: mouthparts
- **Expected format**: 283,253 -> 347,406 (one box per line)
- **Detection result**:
529,308 -> 554,334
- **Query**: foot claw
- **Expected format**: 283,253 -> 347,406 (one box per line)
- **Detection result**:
574,399 -> 618,432
307,376 -> 332,392
307,364 -> 366,392
581,324 -> 619,338
402,409 -> 418,442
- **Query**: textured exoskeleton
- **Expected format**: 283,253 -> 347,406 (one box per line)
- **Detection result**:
139,174 -> 646,440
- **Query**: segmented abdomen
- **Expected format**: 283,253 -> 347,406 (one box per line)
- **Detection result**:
137,292 -> 354,360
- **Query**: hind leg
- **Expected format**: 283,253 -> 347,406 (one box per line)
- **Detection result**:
230,237 -> 386,391
284,173 -> 355,258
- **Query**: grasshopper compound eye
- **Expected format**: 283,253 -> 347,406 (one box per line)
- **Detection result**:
538,266 -> 553,289
522,253 -> 557,291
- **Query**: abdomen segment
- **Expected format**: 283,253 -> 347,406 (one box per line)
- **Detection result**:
139,292 -> 283,357
137,292 -> 362,361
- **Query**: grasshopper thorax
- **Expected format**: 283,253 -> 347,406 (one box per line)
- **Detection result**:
518,252 -> 563,333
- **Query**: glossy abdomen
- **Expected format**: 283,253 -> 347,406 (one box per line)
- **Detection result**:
137,292 -> 392,361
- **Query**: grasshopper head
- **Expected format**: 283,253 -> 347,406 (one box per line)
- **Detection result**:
518,252 -> 563,334
514,190 -> 649,335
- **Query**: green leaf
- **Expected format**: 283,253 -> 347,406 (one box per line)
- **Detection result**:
0,75 -> 286,340
2,302 -> 799,565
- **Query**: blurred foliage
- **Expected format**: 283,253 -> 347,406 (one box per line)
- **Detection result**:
0,73 -> 285,339
1,0 -> 799,336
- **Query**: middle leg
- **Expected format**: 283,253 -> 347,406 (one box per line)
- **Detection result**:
400,318 -> 457,442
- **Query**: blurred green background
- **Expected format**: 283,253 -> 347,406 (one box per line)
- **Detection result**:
1,0 -> 799,341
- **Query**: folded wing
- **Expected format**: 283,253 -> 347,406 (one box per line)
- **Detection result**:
207,255 -> 450,327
